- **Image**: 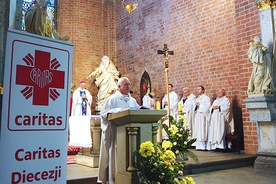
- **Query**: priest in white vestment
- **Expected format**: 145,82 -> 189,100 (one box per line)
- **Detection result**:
162,84 -> 179,115
98,77 -> 139,184
142,88 -> 157,109
194,85 -> 211,150
181,87 -> 196,135
71,80 -> 92,116
207,89 -> 234,150
69,80 -> 93,147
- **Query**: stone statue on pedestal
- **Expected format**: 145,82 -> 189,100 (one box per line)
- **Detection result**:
25,0 -> 69,41
87,56 -> 120,111
247,36 -> 275,95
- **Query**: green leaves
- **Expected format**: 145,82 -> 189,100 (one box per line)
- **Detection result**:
161,116 -> 199,164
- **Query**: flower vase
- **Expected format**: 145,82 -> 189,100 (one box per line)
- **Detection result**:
179,152 -> 188,161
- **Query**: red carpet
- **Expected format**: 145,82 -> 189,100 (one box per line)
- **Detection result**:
67,154 -> 77,164
67,145 -> 80,164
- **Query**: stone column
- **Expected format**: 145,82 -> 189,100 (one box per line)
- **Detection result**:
257,0 -> 276,84
245,0 -> 276,170
127,127 -> 138,171
103,0 -> 116,61
0,0 -> 9,85
244,95 -> 276,170
152,125 -> 159,143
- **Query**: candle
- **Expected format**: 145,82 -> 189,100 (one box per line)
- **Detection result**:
178,103 -> 183,112
156,101 -> 161,110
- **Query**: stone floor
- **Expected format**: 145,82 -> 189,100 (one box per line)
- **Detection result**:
190,166 -> 276,184
66,150 -> 276,184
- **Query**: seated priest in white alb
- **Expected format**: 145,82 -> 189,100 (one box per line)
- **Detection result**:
142,88 -> 157,109
207,89 -> 234,150
98,77 -> 139,184
69,80 -> 93,148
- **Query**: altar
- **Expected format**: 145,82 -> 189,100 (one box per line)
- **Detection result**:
73,115 -> 102,168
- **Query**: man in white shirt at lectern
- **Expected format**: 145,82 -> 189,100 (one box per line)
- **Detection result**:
98,77 -> 139,184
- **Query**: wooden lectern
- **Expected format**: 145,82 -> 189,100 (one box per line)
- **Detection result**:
108,109 -> 167,184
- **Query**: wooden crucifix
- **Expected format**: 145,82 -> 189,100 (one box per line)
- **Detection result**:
157,44 -> 174,117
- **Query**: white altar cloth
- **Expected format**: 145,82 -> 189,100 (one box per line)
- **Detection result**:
69,116 -> 92,148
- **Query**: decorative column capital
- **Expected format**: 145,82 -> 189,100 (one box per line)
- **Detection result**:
256,0 -> 276,10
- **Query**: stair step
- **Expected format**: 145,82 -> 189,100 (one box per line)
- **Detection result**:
184,155 -> 256,174
66,151 -> 257,184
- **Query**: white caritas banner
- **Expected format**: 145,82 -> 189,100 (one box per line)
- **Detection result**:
0,29 -> 73,184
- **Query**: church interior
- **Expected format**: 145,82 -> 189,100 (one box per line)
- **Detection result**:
1,0 -> 276,183
55,0 -> 260,155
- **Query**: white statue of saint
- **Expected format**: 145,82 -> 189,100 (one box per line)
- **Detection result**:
247,36 -> 275,95
87,56 -> 120,110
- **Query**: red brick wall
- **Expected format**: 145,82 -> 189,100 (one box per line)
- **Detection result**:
57,1 -> 116,111
116,0 -> 260,154
234,0 -> 260,154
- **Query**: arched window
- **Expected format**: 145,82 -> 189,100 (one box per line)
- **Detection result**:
22,0 -> 57,31
140,71 -> 151,104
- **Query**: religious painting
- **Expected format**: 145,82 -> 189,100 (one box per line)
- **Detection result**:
140,71 -> 151,104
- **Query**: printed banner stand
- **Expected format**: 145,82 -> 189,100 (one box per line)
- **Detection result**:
0,29 -> 73,184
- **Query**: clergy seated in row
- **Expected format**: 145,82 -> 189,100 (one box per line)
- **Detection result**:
98,77 -> 139,184
69,80 -> 92,148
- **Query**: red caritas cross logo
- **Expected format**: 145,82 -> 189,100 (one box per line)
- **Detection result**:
16,50 -> 65,106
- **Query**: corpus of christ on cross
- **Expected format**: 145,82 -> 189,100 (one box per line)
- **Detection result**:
157,44 -> 174,117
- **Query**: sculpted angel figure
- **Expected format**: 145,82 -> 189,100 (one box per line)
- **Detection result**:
87,56 -> 120,110
25,0 -> 69,41
247,36 -> 275,95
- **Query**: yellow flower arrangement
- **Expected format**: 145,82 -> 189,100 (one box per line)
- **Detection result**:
139,141 -> 155,157
134,139 -> 196,184
169,125 -> 179,135
162,140 -> 173,150
163,116 -> 199,164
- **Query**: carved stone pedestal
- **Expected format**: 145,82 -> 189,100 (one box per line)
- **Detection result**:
244,95 -> 276,170
76,115 -> 101,168
255,150 -> 276,170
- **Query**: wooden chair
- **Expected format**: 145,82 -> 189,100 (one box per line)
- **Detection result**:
225,134 -> 242,154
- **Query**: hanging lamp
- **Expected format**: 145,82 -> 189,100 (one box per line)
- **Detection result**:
122,0 -> 138,13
